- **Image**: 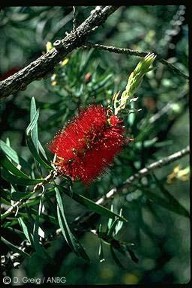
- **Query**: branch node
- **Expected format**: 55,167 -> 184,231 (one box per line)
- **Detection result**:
53,40 -> 63,49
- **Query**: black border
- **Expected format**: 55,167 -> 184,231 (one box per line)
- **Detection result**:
0,1 -> 191,288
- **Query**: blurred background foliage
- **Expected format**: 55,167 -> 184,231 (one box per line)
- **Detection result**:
0,5 -> 190,285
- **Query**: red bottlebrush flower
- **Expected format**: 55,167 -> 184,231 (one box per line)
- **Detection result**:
48,105 -> 127,184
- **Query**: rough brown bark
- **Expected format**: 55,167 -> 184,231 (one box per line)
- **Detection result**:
0,6 -> 119,99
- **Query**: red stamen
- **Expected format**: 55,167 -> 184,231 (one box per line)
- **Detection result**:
48,105 -> 127,184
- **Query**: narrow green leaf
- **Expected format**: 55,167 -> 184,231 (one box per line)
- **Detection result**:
57,206 -> 89,261
90,74 -> 112,95
55,188 -> 90,261
1,236 -> 30,258
60,187 -> 127,222
56,188 -> 79,244
26,109 -> 39,136
30,207 -> 56,225
107,207 -> 124,236
114,214 -> 124,235
0,154 -> 30,179
56,206 -> 71,245
44,194 -> 58,219
126,246 -> 139,263
30,97 -> 37,120
112,240 -> 139,264
30,97 -> 39,151
107,217 -> 113,232
107,218 -> 119,237
33,197 -> 44,238
98,240 -> 105,262
18,218 -> 33,244
6,226 -> 25,237
33,239 -> 51,260
143,188 -> 189,218
26,136 -> 52,169
152,174 -> 189,217
32,197 -> 51,260
110,245 -> 125,269
107,218 -> 122,237
0,140 -> 19,163
1,197 -> 11,206
0,140 -> 30,169
1,168 -> 43,185
11,192 -> 32,201
26,97 -> 51,169
38,140 -> 48,160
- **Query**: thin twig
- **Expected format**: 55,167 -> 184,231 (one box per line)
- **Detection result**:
2,146 -> 189,221
148,91 -> 188,124
56,145 -> 190,237
96,146 -> 190,206
1,146 -> 189,270
72,6 -> 77,31
0,6 -> 119,99
83,42 -> 189,80
56,146 -> 190,235
1,170 -> 58,220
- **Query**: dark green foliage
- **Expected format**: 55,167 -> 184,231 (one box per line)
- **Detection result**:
0,5 -> 189,285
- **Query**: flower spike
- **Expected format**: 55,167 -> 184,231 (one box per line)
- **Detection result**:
48,105 -> 128,184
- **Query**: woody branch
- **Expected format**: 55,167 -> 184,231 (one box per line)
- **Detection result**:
96,145 -> 190,206
2,146 -> 189,221
0,6 -> 119,99
51,145 -> 189,238
83,42 -> 189,80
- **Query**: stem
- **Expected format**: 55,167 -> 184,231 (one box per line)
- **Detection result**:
0,6 -> 119,99
96,146 -> 190,206
54,146 -> 190,238
83,42 -> 189,80
2,146 -> 189,227
1,170 -> 58,220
